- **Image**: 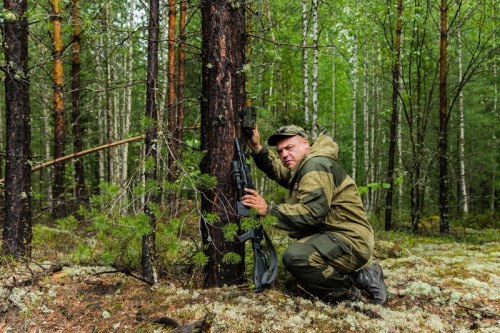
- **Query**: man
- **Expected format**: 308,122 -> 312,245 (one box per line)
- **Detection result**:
241,125 -> 388,305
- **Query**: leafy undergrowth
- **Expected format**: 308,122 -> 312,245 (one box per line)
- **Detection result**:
1,232 -> 499,332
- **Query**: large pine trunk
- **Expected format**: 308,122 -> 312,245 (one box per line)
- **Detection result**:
2,0 -> 32,257
51,0 -> 66,218
200,0 -> 246,288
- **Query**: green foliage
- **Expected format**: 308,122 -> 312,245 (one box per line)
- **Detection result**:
222,252 -> 241,265
203,212 -> 220,225
56,215 -> 79,233
222,223 -> 239,241
358,181 -> 394,197
193,251 -> 209,268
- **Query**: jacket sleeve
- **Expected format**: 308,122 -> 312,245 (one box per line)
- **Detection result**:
269,157 -> 335,232
251,144 -> 290,188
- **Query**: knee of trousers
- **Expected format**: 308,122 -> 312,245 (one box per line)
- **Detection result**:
282,242 -> 315,272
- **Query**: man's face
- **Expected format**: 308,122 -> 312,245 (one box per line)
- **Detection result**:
276,135 -> 310,169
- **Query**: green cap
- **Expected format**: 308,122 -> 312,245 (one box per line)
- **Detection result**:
267,125 -> 307,146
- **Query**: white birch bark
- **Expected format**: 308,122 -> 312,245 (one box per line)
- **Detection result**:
397,60 -> 403,218
97,36 -> 106,184
331,47 -> 336,137
363,41 -> 370,211
311,0 -> 319,140
122,0 -> 135,187
43,95 -> 53,203
351,33 -> 358,180
301,0 -> 310,125
457,24 -> 469,214
311,0 -> 319,138
491,9 -> 497,213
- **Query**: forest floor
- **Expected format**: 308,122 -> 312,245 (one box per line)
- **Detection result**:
1,229 -> 499,333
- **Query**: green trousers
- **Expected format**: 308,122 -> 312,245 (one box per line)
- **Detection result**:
282,232 -> 367,301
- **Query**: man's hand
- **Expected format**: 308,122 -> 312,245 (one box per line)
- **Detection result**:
241,188 -> 268,216
245,126 -> 263,154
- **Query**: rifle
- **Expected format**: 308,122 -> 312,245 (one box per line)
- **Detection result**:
233,107 -> 278,292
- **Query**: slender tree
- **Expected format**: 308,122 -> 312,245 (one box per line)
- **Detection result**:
2,0 -> 32,257
438,0 -> 449,234
51,0 -> 66,218
142,0 -> 160,284
351,32 -> 358,180
167,0 -> 178,184
301,0 -> 310,125
385,0 -> 403,231
311,0 -> 319,137
200,0 -> 246,288
456,10 -> 468,215
71,0 -> 85,204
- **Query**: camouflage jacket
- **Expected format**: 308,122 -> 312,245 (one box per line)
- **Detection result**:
252,132 -> 374,262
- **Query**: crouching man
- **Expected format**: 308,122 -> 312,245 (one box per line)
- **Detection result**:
241,125 -> 388,305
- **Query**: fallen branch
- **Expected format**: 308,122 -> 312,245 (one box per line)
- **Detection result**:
0,135 -> 145,184
457,303 -> 500,318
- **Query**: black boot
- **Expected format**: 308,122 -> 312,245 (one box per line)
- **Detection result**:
354,263 -> 388,304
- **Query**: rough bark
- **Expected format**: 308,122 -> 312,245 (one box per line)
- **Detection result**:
71,0 -> 85,204
457,19 -> 468,215
2,0 -> 32,257
142,0 -> 160,284
351,33 -> 358,180
439,0 -> 449,234
200,0 -> 246,288
301,0 -> 309,125
385,0 -> 403,231
311,0 -> 319,137
167,0 -> 178,184
51,0 -> 66,218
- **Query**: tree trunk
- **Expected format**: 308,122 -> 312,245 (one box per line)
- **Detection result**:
311,0 -> 319,138
122,0 -> 135,188
177,0 -> 187,145
439,0 -> 450,234
385,0 -> 402,231
51,0 -> 66,218
457,17 -> 468,215
362,41 -> 370,212
200,0 -> 246,288
492,28 -> 497,214
301,0 -> 309,125
331,47 -> 336,137
351,33 -> 358,180
142,0 -> 160,284
167,0 -> 178,182
2,0 -> 32,257
71,0 -> 85,205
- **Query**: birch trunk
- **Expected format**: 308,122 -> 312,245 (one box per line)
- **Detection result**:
301,0 -> 310,125
351,33 -> 358,181
311,0 -> 319,138
122,0 -> 135,186
492,24 -> 497,213
363,41 -> 370,211
331,48 -> 336,137
457,22 -> 468,215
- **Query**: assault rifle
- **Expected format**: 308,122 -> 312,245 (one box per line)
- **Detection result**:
233,107 -> 278,292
